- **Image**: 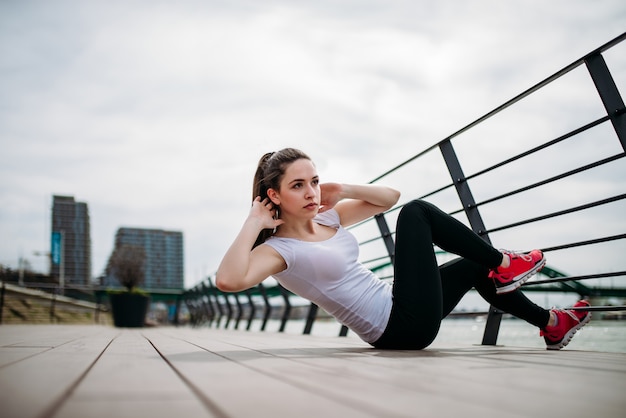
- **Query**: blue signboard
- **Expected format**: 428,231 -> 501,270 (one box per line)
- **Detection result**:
51,232 -> 62,265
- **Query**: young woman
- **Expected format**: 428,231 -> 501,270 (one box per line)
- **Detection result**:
216,148 -> 590,350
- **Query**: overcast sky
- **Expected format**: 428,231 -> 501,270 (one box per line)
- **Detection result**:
1,0 -> 625,290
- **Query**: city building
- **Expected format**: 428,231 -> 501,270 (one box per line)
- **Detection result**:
50,195 -> 92,286
104,228 -> 184,290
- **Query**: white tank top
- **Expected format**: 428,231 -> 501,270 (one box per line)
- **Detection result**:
263,209 -> 392,343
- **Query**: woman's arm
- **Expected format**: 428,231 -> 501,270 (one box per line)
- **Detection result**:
215,197 -> 286,292
320,183 -> 400,227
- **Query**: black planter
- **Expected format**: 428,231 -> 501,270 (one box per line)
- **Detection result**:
109,293 -> 150,327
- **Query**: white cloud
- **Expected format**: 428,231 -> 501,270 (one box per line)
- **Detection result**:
1,0 -> 624,288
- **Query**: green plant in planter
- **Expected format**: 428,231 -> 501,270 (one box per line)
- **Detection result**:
107,244 -> 150,327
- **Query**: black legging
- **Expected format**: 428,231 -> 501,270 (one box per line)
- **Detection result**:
372,200 -> 550,349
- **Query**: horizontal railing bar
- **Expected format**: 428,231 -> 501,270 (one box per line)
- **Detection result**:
524,271 -> 626,286
413,130 -> 623,220
474,153 -> 626,210
348,204 -> 402,231
370,147 -> 440,184
359,231 -> 396,247
443,151 -> 624,218
7,282 -> 94,291
358,233 -> 399,248
358,235 -> 386,246
569,305 -> 626,311
450,305 -> 626,314
449,208 -> 464,216
369,33 -> 626,184
439,305 -> 626,316
447,311 -> 489,316
582,31 -> 626,58
541,233 -> 626,252
348,214 -> 379,231
418,183 -> 456,200
466,116 -> 610,182
6,282 -> 186,295
360,255 -> 392,265
191,299 -> 626,313
485,193 -> 626,234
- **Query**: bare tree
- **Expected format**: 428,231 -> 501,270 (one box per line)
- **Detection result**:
108,244 -> 146,291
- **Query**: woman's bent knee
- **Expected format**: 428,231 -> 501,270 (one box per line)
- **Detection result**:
399,199 -> 430,218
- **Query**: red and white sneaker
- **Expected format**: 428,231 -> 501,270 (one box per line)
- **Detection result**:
488,250 -> 546,294
540,300 -> 591,350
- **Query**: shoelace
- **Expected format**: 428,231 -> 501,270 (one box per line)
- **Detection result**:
548,308 -> 581,329
506,251 -> 533,263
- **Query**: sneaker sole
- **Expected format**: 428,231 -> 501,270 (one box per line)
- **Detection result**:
546,312 -> 592,350
495,257 -> 547,294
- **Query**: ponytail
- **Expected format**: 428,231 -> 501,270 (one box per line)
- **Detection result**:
252,148 -> 311,248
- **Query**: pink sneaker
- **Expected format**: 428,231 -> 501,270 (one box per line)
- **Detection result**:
540,300 -> 591,350
488,250 -> 546,294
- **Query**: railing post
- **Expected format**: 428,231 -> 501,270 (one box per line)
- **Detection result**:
50,289 -> 57,323
278,285 -> 291,332
222,293 -> 233,329
366,213 -> 395,340
258,283 -> 272,331
245,289 -> 256,331
0,281 -> 5,325
233,293 -> 243,330
439,139 -> 503,345
95,290 -> 101,324
339,324 -> 349,337
375,213 -> 395,266
205,280 -> 223,328
439,140 -> 491,239
585,52 -> 626,151
173,294 -> 181,326
303,303 -> 318,335
195,285 -> 207,325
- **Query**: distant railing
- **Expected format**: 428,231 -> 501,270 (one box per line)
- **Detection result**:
0,281 -> 108,325
182,280 -> 303,331
0,281 -> 186,326
183,33 -> 626,345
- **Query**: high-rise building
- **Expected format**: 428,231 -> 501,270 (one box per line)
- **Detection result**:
51,195 -> 91,286
104,228 -> 184,290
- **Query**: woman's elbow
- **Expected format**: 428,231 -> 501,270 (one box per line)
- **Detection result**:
384,188 -> 401,210
215,273 -> 240,292
391,188 -> 401,205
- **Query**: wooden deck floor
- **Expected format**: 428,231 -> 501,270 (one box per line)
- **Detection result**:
1,325 -> 624,418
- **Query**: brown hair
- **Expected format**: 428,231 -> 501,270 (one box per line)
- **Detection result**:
252,148 -> 311,248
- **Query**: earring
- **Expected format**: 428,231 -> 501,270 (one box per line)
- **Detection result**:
273,207 -> 280,233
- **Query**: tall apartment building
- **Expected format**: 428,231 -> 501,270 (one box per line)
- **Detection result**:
51,195 -> 91,285
105,228 -> 184,290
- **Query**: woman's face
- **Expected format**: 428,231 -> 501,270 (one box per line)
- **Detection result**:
271,158 -> 320,217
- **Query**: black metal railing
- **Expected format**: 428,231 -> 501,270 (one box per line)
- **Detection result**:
183,33 -> 626,345
182,279 -> 302,331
